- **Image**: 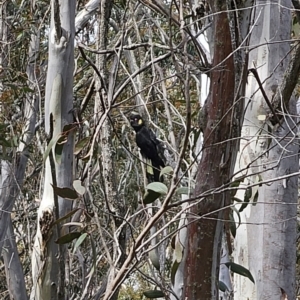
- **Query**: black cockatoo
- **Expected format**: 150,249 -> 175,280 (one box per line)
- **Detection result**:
130,114 -> 165,182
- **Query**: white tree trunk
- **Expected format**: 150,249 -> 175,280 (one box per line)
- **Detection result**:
233,2 -> 297,299
31,1 -> 75,299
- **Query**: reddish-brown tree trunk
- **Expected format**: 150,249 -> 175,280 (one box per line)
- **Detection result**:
183,2 -> 238,299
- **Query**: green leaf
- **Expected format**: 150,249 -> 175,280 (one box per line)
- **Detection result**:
143,182 -> 168,204
16,32 -> 24,41
176,186 -> 193,195
74,137 -> 90,155
90,235 -> 97,275
22,87 -> 35,93
54,135 -> 67,164
43,134 -> 62,163
73,233 -> 88,254
233,197 -> 242,203
62,123 -> 77,133
252,190 -> 259,206
159,166 -> 173,177
225,262 -> 255,283
149,249 -> 160,271
239,187 -> 252,212
143,290 -> 165,298
51,208 -> 81,227
231,206 -> 241,228
171,260 -> 180,286
55,232 -> 81,244
43,124 -> 76,163
174,240 -> 183,262
143,190 -> 161,204
86,266 -> 95,279
170,238 -> 184,284
51,185 -> 78,200
258,175 -> 263,187
218,280 -> 229,292
62,222 -> 84,228
229,180 -> 241,197
12,136 -> 18,147
73,180 -> 86,196
146,182 -> 168,195
229,211 -> 236,238
245,186 -> 252,199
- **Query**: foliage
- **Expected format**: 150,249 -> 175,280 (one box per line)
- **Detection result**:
0,0 -> 299,299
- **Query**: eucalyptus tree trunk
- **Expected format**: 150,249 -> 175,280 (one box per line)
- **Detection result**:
183,1 -> 240,298
0,2 -> 35,299
93,1 -> 126,299
181,0 -> 253,298
31,1 -> 75,299
2,16 -> 40,299
233,1 -> 298,299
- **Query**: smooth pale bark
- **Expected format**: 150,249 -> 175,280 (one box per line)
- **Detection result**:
3,218 -> 28,299
75,0 -> 100,33
2,28 -> 40,299
0,2 -> 39,298
31,1 -> 75,299
171,202 -> 188,300
233,1 -> 297,299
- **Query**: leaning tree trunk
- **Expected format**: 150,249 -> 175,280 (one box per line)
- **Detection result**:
233,1 -> 298,299
31,1 -> 75,299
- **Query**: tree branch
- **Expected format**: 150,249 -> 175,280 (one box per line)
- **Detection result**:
272,41 -> 300,114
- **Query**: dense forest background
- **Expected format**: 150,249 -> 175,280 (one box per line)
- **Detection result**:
0,0 -> 300,299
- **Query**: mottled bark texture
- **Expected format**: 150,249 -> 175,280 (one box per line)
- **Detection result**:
183,2 -> 239,299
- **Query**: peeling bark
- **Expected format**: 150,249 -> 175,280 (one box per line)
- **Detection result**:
233,2 -> 298,299
183,2 -> 238,298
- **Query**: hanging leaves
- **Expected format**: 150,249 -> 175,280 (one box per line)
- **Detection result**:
159,166 -> 173,177
225,262 -> 255,283
239,186 -> 252,212
51,184 -> 78,200
143,182 -> 168,204
55,232 -> 81,244
143,290 -> 165,298
176,186 -> 194,195
73,233 -> 88,254
218,280 -> 229,292
149,249 -> 160,271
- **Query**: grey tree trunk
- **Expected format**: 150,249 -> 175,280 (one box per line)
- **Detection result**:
0,2 -> 39,299
92,1 -> 126,299
31,1 -> 75,299
233,1 -> 298,299
2,26 -> 40,296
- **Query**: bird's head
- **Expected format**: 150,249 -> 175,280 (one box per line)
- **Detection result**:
130,113 -> 144,131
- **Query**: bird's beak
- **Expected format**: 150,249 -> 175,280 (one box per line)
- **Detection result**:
138,119 -> 143,125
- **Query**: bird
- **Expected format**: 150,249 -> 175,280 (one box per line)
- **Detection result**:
130,113 -> 165,182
